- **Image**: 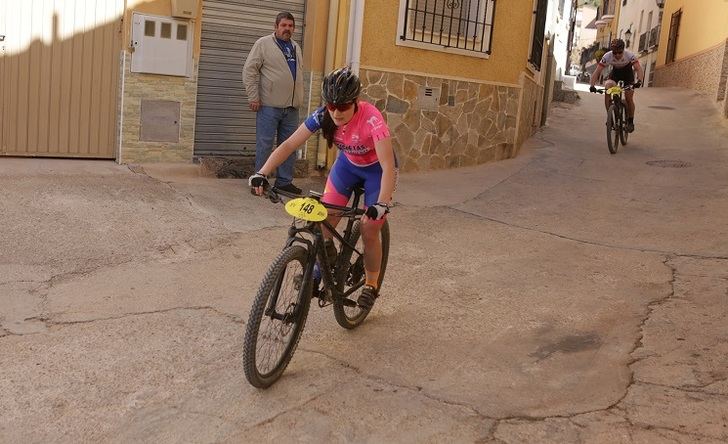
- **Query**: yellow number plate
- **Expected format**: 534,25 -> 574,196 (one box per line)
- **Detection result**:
607,86 -> 622,95
285,197 -> 328,221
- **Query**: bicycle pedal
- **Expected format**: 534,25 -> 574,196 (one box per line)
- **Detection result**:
341,298 -> 357,307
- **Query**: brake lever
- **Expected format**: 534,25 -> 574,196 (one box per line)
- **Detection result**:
267,189 -> 281,204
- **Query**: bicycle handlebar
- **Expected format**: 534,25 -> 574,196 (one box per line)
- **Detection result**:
265,186 -> 366,216
592,84 -> 637,94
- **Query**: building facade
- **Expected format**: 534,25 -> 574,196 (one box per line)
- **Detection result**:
571,4 -> 597,73
616,0 -> 664,87
1,0 -> 566,169
653,0 -> 728,118
351,0 -> 553,172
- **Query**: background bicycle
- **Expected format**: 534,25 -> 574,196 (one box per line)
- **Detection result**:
593,82 -> 635,154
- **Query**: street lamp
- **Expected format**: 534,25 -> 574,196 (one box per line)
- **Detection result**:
624,28 -> 632,48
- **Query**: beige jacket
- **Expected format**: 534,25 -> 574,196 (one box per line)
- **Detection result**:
242,34 -> 305,109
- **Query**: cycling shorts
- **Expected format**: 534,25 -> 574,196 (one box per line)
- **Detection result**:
322,154 -> 394,218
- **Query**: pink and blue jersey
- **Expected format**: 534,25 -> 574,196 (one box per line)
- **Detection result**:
304,101 -> 390,167
304,101 -> 395,211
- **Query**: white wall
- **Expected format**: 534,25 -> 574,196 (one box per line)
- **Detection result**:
546,0 -> 576,80
571,5 -> 597,66
616,0 -> 663,87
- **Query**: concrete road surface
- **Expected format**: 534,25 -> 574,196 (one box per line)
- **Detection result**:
1,86 -> 727,443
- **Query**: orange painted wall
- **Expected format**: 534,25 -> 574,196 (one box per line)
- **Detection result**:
359,0 -> 534,85
656,0 -> 728,67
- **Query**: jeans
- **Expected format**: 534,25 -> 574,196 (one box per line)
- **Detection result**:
255,106 -> 299,186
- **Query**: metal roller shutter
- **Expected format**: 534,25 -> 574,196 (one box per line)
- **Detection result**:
194,0 -> 306,156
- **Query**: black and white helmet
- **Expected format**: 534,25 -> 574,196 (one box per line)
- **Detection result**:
321,67 -> 361,105
610,38 -> 625,51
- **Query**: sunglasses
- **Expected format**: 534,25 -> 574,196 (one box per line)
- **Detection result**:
326,102 -> 354,112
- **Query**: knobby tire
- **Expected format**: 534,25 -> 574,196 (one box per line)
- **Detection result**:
619,105 -> 629,145
243,245 -> 312,388
606,104 -> 620,154
332,220 -> 390,329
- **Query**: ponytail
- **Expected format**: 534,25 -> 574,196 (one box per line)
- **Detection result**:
321,110 -> 337,149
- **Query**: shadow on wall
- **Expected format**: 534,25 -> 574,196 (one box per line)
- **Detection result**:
0,0 -> 173,158
0,8 -> 123,158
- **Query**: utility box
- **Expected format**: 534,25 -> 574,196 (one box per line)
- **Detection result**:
140,100 -> 181,142
417,86 -> 441,111
171,0 -> 197,19
131,12 -> 194,77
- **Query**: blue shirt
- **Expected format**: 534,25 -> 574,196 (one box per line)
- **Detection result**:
275,37 -> 297,80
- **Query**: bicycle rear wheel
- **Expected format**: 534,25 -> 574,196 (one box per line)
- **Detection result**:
606,104 -> 620,154
333,220 -> 390,329
243,245 -> 312,388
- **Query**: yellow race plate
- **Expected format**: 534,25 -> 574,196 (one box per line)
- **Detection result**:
607,86 -> 622,95
285,197 -> 328,221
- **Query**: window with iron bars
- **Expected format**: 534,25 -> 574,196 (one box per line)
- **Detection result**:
397,0 -> 497,57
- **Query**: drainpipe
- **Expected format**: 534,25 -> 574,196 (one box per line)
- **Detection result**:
347,0 -> 365,75
316,0 -> 340,169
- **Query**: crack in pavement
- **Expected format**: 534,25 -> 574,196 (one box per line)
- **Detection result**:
298,346 -> 653,428
652,428 -> 682,444
634,379 -> 728,398
245,391 -> 329,431
17,231 -> 243,299
23,306 -> 244,331
168,405 -> 239,426
298,346 -> 495,421
632,423 -> 724,442
446,207 -> 728,260
295,248 -> 720,437
0,328 -> 42,339
0,279 -> 47,285
629,256 -> 677,361
42,258 -> 138,290
126,164 -> 226,219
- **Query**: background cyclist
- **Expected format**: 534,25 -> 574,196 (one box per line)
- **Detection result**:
249,67 -> 397,310
589,38 -> 644,132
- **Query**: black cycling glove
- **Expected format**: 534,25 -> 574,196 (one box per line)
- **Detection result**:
365,203 -> 390,220
248,173 -> 269,190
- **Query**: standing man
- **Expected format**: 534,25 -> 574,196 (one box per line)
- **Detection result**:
243,12 -> 304,194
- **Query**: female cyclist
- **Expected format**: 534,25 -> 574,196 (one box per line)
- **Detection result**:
249,67 -> 397,310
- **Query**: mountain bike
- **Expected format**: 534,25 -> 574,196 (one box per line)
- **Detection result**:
594,81 -> 635,154
243,186 -> 390,388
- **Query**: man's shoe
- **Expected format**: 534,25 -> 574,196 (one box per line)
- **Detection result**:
276,182 -> 302,194
626,122 -> 635,133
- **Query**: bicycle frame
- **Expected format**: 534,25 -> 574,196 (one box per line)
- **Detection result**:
593,81 -> 636,154
266,187 -> 367,317
597,81 -> 635,108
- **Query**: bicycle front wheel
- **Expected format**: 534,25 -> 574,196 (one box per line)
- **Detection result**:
619,105 -> 629,145
243,245 -> 312,388
606,104 -> 620,154
333,220 -> 390,329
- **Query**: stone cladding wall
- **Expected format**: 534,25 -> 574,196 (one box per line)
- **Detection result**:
359,68 -> 520,172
